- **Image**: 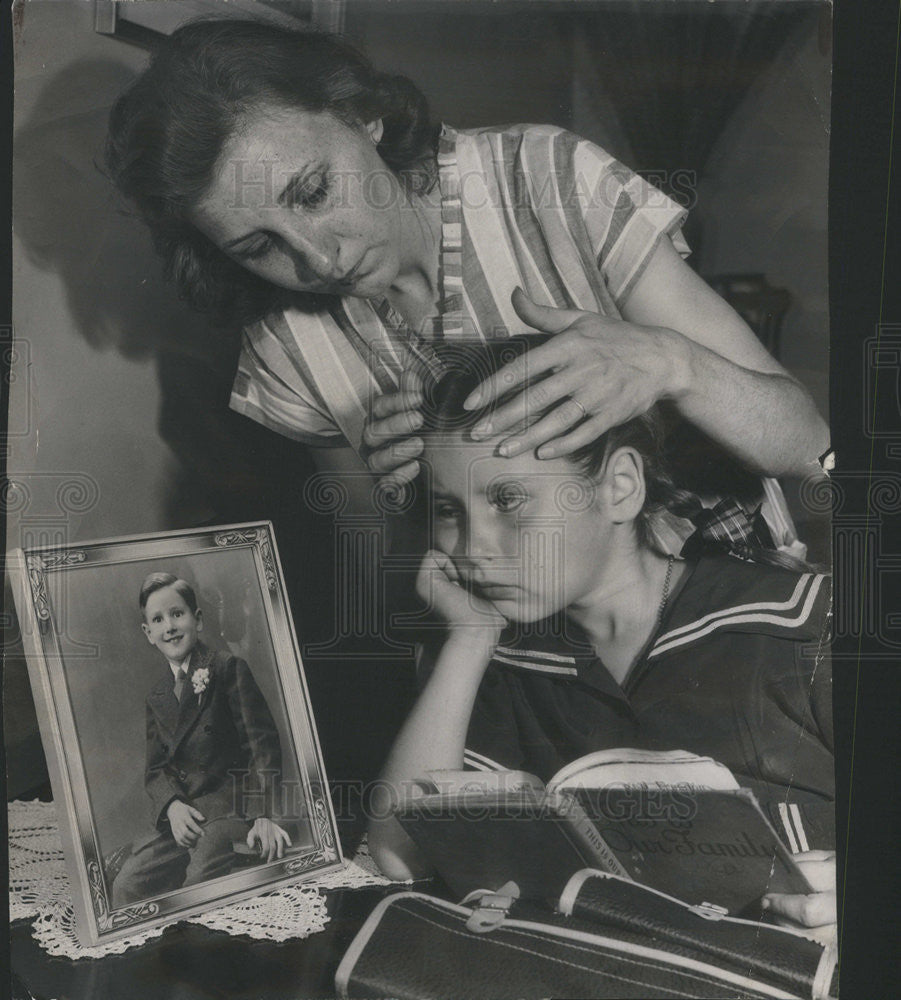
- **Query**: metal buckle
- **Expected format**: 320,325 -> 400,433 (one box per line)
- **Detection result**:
464,881 -> 521,933
689,900 -> 730,921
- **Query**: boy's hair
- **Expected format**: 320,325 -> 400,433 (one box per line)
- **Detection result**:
139,572 -> 199,617
105,18 -> 437,324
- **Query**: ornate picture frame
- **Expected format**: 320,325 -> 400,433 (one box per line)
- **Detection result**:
9,522 -> 342,946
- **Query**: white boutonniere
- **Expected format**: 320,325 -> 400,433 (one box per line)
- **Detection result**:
191,667 -> 210,701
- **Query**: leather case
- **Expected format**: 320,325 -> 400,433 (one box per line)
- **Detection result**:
559,871 -> 838,1000
335,872 -> 837,1000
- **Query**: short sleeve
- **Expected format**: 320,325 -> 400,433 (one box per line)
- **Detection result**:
229,322 -> 348,448
572,140 -> 690,308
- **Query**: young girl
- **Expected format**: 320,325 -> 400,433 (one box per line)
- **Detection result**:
369,338 -> 835,939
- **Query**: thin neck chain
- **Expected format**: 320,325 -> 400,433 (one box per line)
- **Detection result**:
657,555 -> 675,624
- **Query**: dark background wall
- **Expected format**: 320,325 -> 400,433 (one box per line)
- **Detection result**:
7,0 -> 831,799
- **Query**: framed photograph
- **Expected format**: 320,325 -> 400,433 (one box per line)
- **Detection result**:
9,522 -> 342,946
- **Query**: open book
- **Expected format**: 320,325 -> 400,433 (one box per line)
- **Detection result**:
394,749 -> 811,914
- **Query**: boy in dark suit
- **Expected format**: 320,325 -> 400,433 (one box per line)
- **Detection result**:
112,572 -> 291,906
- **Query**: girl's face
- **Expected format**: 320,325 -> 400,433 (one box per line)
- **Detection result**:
425,433 -> 615,623
191,104 -> 406,298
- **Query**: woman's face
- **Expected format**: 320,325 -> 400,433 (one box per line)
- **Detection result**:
191,104 -> 407,298
425,433 -> 615,623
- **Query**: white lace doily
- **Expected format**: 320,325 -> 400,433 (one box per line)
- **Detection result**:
8,799 -> 400,960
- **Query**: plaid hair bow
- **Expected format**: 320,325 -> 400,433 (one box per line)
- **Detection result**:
680,498 -> 775,561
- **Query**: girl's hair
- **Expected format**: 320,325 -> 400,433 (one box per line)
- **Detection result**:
420,338 -> 807,569
105,18 -> 438,324
139,572 -> 199,616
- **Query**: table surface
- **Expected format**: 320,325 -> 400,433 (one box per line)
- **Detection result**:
9,800 -> 434,1000
10,884 -> 413,1000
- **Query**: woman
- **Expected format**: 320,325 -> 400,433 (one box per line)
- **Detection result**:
106,19 -> 828,531
369,338 -> 835,939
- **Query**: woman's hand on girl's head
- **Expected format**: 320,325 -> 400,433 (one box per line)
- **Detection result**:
463,288 -> 689,460
362,372 -> 425,484
761,850 -> 837,945
416,549 -> 506,640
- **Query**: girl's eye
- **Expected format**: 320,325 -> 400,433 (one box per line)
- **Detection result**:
489,481 -> 529,513
287,171 -> 330,210
435,502 -> 462,521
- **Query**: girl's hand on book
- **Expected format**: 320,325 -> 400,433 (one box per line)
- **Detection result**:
417,550 -> 506,640
762,850 -> 836,943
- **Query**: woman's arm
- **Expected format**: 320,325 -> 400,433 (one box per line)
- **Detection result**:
464,244 -> 827,478
362,240 -> 828,483
618,238 -> 830,476
368,551 -> 504,881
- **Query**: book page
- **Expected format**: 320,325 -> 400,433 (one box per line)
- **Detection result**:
548,749 -> 740,794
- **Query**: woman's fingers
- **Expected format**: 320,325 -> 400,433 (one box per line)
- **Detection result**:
363,411 -> 424,452
379,459 -> 421,487
463,333 -> 565,411
367,437 -> 424,475
534,413 -> 614,459
494,397 -> 596,458
470,370 -> 578,440
370,389 -> 423,421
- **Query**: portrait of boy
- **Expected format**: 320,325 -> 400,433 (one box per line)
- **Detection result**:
112,572 -> 291,906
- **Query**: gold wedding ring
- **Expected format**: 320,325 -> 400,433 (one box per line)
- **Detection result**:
571,398 -> 587,420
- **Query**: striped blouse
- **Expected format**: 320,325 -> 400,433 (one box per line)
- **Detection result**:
228,123 -> 689,451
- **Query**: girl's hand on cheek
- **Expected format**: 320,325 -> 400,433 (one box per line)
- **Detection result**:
416,550 -> 506,640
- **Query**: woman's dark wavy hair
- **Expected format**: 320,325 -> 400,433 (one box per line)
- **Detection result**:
419,337 -> 809,570
105,18 -> 438,324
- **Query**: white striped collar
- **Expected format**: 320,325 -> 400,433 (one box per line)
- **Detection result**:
488,559 -> 830,677
649,571 -> 828,660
